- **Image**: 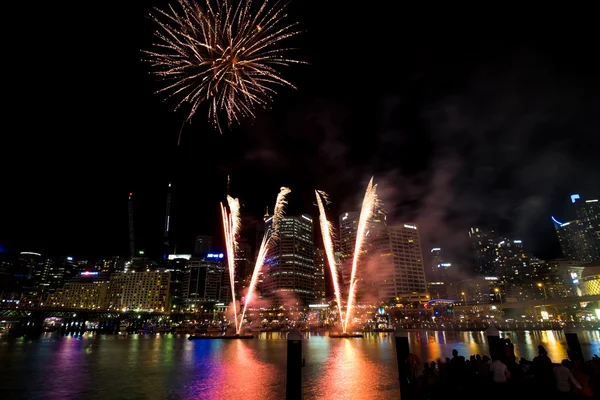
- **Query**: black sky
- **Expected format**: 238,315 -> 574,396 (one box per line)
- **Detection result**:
2,3 -> 599,265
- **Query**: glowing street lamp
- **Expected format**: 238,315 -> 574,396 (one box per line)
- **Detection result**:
537,283 -> 548,300
494,288 -> 503,304
461,292 -> 468,306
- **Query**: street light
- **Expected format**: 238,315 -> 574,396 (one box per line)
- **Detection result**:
461,292 -> 468,306
494,288 -> 503,304
537,283 -> 547,300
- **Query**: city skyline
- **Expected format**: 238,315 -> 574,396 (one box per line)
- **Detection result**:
2,2 -> 600,265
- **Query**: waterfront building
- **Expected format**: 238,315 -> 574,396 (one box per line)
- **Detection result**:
181,257 -> 228,310
381,223 -> 428,300
107,271 -> 171,312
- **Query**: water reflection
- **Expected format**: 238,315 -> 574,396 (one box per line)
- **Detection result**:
1,330 -> 600,399
309,337 -> 398,399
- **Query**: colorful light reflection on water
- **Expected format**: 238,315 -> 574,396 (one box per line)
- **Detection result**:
1,330 -> 600,399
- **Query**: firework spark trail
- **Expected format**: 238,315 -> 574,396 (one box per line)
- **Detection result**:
343,177 -> 378,333
144,0 -> 304,133
239,233 -> 269,332
221,199 -> 240,333
238,187 -> 290,332
227,195 -> 242,252
271,187 -> 291,235
315,190 -> 344,326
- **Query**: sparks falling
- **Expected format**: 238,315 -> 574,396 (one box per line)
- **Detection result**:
238,186 -> 291,333
221,196 -> 242,333
344,177 -> 378,333
315,190 -> 344,327
144,0 -> 304,133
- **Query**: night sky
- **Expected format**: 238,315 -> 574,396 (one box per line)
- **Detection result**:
2,3 -> 599,266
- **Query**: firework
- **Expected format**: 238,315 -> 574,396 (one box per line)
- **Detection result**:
315,190 -> 344,326
144,0 -> 303,133
271,186 -> 291,235
344,177 -> 377,333
238,186 -> 291,332
221,196 -> 241,332
239,232 -> 269,331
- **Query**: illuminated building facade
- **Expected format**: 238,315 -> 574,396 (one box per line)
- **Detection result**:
582,265 -> 600,295
495,239 -> 529,283
107,271 -> 170,312
385,223 -> 427,298
46,271 -> 110,309
49,283 -> 108,309
263,215 -> 315,306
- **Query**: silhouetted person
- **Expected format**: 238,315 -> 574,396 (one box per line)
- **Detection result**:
505,338 -> 515,364
533,345 -> 554,394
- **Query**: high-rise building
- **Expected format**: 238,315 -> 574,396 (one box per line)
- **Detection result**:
428,247 -> 452,281
430,248 -> 443,276
468,227 -> 500,275
314,249 -> 327,304
181,258 -> 230,310
263,215 -> 315,306
383,223 -> 428,299
17,251 -> 42,280
194,235 -> 213,256
161,257 -> 189,312
338,212 -> 359,290
552,195 -> 600,263
495,239 -> 528,282
236,240 -> 252,279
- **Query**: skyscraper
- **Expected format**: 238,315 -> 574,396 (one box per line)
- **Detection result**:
428,247 -> 452,281
235,240 -> 252,279
495,239 -> 528,282
338,212 -> 358,291
182,258 -> 228,309
552,194 -> 600,263
382,223 -> 427,300
263,215 -> 315,306
468,227 -> 500,275
314,248 -> 327,304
